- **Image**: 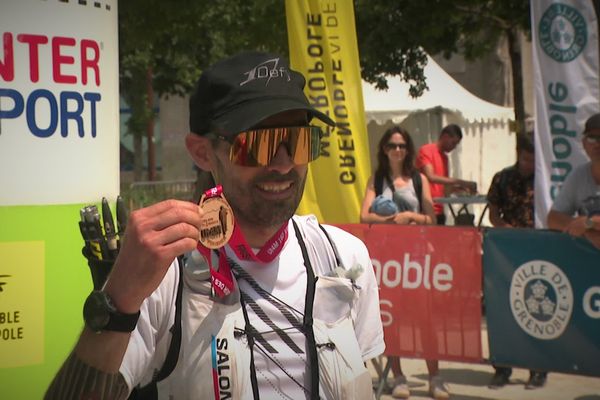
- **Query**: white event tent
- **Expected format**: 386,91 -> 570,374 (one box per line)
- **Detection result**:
361,56 -> 517,225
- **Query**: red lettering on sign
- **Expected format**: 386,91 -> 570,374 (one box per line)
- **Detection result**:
18,33 -> 49,83
1,32 -> 15,81
0,32 -> 101,85
52,36 -> 77,84
80,39 -> 100,86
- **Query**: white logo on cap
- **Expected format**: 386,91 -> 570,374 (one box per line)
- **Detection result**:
240,58 -> 291,86
509,260 -> 573,340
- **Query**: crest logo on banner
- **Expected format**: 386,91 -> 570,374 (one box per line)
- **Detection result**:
510,260 -> 573,340
539,3 -> 587,62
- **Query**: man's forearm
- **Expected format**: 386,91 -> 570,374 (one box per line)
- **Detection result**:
421,164 -> 457,186
547,210 -> 573,230
424,173 -> 458,186
584,230 -> 600,249
45,328 -> 132,399
75,328 -> 132,371
488,205 -> 510,227
44,352 -> 129,400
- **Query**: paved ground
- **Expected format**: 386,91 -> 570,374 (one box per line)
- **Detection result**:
369,327 -> 600,400
370,357 -> 600,400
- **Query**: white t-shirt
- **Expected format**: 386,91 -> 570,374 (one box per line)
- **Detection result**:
119,215 -> 385,399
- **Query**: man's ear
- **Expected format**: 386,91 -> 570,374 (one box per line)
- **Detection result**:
185,133 -> 214,171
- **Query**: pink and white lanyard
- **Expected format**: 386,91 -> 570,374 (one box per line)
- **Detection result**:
195,187 -> 289,297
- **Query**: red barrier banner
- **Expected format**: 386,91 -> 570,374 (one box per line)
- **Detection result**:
337,224 -> 483,362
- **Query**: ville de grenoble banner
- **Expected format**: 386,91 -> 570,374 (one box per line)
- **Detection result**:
285,0 -> 371,223
484,228 -> 600,377
531,0 -> 600,227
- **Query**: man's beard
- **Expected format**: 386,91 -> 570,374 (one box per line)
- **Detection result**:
241,170 -> 305,229
216,162 -> 306,230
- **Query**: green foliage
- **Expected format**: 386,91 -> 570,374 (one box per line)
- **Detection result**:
119,0 -> 288,101
355,0 -> 531,97
118,0 -> 288,177
118,0 -> 531,126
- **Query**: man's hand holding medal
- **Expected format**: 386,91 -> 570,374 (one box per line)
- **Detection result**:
102,199 -> 205,314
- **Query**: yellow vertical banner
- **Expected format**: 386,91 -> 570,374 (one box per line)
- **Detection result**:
285,0 -> 370,223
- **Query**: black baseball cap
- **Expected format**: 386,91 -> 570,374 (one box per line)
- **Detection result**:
584,112 -> 600,134
189,51 -> 335,137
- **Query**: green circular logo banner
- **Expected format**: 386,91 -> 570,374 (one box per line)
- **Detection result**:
538,3 -> 587,63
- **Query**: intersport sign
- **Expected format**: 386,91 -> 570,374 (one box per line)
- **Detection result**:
0,0 -> 119,205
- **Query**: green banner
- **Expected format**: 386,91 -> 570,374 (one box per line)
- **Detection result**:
484,228 -> 600,377
0,205 -> 93,398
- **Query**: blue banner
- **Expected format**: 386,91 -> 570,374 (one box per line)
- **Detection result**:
484,228 -> 600,377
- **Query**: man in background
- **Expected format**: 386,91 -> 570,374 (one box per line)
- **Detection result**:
487,133 -> 535,228
416,124 -> 477,224
548,113 -> 600,249
486,132 -> 548,389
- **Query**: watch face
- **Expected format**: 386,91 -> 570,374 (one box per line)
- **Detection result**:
83,291 -> 111,332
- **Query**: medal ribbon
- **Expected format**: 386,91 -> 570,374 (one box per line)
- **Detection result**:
228,220 -> 288,263
196,186 -> 289,297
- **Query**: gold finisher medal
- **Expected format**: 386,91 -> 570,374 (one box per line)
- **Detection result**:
198,193 -> 234,249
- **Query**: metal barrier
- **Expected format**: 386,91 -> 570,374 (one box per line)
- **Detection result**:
128,179 -> 196,210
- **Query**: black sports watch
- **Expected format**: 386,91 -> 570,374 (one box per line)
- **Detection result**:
83,290 -> 140,333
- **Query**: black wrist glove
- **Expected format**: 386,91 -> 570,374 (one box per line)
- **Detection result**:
81,246 -> 115,290
78,196 -> 128,290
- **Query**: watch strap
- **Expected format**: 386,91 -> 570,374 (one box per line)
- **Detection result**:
102,292 -> 140,332
84,290 -> 140,333
105,308 -> 141,332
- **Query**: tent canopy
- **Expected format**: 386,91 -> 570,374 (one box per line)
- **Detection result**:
361,56 -> 514,124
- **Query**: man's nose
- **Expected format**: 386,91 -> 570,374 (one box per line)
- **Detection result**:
267,143 -> 295,174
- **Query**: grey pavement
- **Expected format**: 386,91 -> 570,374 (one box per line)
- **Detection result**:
370,327 -> 600,400
370,357 -> 600,400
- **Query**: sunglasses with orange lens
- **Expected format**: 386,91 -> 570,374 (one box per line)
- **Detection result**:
212,126 -> 323,167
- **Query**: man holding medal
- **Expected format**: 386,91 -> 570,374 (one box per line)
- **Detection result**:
46,51 -> 385,400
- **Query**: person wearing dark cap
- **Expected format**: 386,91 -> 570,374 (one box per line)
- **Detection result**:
45,52 -> 385,399
547,112 -> 600,249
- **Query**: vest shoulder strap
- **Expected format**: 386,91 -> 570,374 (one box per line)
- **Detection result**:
127,255 -> 184,400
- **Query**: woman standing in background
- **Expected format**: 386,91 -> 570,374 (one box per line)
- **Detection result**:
360,126 -> 448,400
